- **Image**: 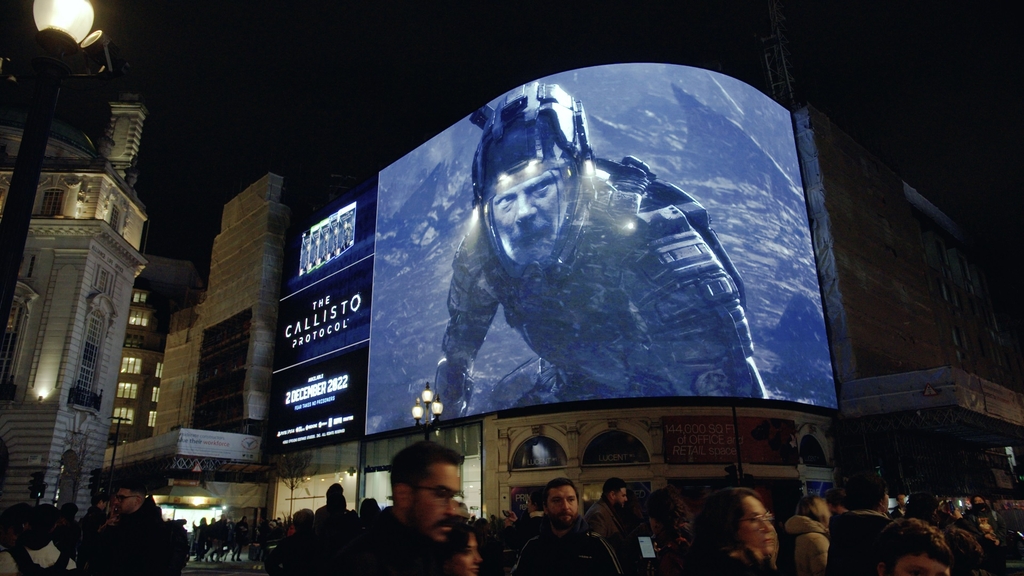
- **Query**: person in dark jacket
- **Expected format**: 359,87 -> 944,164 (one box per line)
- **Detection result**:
330,441 -> 465,576
314,484 -> 360,560
825,473 -> 892,576
502,490 -> 544,555
511,477 -> 621,576
78,493 -> 108,568
683,487 -> 780,576
265,509 -> 318,576
51,503 -> 81,560
231,516 -> 249,562
90,480 -> 175,576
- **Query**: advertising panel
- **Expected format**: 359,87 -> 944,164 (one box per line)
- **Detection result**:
365,63 -> 836,434
177,429 -> 262,462
662,415 -> 799,464
269,179 -> 377,450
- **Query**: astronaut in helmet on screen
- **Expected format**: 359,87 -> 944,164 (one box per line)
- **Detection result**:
436,82 -> 767,416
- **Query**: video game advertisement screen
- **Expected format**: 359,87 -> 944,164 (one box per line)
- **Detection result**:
269,178 -> 377,450
270,63 -> 837,446
365,63 -> 835,434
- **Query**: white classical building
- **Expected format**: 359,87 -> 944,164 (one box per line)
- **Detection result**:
0,95 -> 148,510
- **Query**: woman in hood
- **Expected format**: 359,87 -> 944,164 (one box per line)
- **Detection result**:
785,496 -> 831,576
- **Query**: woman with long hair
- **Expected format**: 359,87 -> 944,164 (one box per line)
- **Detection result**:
440,523 -> 483,576
784,496 -> 831,576
684,487 -> 780,576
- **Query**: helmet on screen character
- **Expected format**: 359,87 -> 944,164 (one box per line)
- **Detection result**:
470,83 -> 595,277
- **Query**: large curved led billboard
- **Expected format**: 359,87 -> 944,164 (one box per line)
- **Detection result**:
270,63 -> 837,447
364,63 -> 835,434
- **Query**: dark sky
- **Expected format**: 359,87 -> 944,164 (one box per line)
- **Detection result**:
2,1 -> 1021,321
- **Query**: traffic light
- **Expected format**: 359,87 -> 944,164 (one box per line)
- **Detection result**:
29,471 -> 46,501
88,468 -> 103,495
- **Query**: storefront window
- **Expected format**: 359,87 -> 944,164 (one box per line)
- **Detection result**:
361,423 -> 483,519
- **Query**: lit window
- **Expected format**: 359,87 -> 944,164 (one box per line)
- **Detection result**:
113,406 -> 134,425
94,267 -> 114,296
155,362 -> 163,378
151,387 -> 160,403
1,303 -> 27,387
116,382 -> 138,399
132,291 -> 148,303
109,205 -> 121,230
40,189 -> 65,216
148,410 -> 157,427
129,310 -> 148,327
121,357 -> 142,374
75,315 -> 103,390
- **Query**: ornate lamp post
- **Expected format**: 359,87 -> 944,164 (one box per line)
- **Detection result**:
412,382 -> 443,441
0,0 -> 122,345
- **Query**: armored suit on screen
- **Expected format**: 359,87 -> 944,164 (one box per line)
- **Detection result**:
437,82 -> 766,415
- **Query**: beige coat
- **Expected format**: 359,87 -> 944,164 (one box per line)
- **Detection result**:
785,515 -> 829,576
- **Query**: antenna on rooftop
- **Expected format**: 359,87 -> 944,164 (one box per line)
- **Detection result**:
761,0 -> 797,108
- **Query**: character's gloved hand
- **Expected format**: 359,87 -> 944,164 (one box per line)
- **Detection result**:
435,356 -> 474,417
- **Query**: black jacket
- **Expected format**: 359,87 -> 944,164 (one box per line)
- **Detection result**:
91,498 -> 173,576
327,507 -> 443,576
266,531 -> 319,576
511,515 -> 622,576
825,510 -> 892,576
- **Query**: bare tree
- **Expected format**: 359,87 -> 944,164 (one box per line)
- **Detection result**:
54,430 -> 92,505
275,450 -> 313,519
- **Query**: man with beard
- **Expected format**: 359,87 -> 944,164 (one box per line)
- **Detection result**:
437,82 -> 766,419
331,441 -> 464,576
511,477 -> 621,576
584,477 -> 629,559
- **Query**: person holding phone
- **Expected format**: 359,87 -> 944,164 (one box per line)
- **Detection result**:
628,486 -> 691,576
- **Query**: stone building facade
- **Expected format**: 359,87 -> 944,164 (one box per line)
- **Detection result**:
0,97 -> 148,509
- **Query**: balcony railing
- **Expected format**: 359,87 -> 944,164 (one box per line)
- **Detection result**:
67,386 -> 102,410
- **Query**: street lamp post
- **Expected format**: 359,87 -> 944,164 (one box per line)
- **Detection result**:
106,414 -> 128,496
412,382 -> 443,441
0,0 -> 100,345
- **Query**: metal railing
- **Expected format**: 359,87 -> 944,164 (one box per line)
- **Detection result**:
67,385 -> 102,410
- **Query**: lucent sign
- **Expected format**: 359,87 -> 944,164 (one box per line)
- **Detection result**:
270,63 -> 837,447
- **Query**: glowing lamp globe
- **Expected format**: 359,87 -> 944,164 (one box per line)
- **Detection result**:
34,0 -> 95,43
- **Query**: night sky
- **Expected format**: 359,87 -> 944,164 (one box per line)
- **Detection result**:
1,1 -> 1021,322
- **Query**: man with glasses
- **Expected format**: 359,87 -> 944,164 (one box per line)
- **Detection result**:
333,441 -> 464,575
91,480 -> 177,576
511,477 -> 622,576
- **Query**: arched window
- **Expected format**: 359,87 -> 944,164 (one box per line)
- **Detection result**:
799,435 -> 828,466
55,449 -> 80,506
511,436 -> 567,470
582,431 -> 650,466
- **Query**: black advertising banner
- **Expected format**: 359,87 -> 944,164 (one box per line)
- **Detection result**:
269,346 -> 369,451
274,257 -> 373,373
270,179 -> 377,451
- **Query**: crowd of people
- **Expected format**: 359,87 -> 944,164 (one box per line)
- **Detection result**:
262,443 -> 1015,576
0,449 -> 1016,576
